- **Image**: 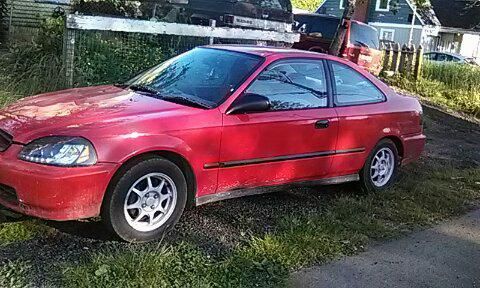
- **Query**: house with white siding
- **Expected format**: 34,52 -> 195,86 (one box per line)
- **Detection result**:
317,0 -> 480,60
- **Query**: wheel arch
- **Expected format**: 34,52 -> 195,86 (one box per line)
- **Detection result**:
382,135 -> 404,159
105,150 -> 197,208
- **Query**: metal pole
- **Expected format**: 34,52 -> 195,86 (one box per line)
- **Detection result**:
209,19 -> 216,45
408,4 -> 416,46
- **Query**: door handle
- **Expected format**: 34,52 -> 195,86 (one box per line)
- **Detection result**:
315,120 -> 330,129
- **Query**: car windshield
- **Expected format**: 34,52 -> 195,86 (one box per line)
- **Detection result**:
125,47 -> 263,108
295,15 -> 340,38
350,22 -> 379,50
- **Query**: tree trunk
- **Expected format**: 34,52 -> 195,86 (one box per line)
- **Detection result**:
329,0 -> 357,56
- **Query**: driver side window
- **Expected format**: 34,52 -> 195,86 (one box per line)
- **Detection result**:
246,60 -> 328,111
331,61 -> 385,106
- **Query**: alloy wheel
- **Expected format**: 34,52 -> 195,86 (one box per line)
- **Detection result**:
123,173 -> 177,232
370,147 -> 395,187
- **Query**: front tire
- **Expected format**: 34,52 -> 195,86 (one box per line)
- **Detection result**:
359,139 -> 399,193
102,156 -> 187,243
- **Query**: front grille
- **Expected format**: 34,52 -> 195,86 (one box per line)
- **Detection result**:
0,183 -> 18,203
0,129 -> 13,152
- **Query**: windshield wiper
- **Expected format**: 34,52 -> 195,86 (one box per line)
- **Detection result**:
160,95 -> 211,109
127,84 -> 162,96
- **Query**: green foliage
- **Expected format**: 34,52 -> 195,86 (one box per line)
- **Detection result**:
291,0 -> 324,11
0,259 -> 32,288
72,0 -> 139,17
0,220 -> 52,246
386,67 -> 480,118
74,33 -> 170,86
62,165 -> 480,287
422,62 -> 480,93
0,15 -> 66,96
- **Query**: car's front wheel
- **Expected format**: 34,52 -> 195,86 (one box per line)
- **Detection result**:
359,139 -> 399,193
102,156 -> 187,242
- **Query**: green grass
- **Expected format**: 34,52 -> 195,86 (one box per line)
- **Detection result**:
385,75 -> 480,118
423,62 -> 480,93
0,259 -> 32,288
0,219 -> 52,246
62,164 -> 480,287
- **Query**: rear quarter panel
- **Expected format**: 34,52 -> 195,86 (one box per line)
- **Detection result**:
330,62 -> 423,175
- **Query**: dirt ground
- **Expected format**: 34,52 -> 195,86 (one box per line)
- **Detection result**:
0,103 -> 479,287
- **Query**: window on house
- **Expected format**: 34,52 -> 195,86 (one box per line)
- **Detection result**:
408,14 -> 414,23
375,0 -> 389,11
380,28 -> 395,41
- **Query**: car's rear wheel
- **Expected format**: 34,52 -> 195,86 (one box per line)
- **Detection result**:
359,139 -> 399,193
102,156 -> 187,242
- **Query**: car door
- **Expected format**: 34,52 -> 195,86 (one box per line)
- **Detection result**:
216,58 -> 339,192
327,60 -> 388,176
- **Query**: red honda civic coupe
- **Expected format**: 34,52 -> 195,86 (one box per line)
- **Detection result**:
0,46 -> 425,242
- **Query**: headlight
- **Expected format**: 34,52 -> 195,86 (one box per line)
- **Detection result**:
19,136 -> 97,167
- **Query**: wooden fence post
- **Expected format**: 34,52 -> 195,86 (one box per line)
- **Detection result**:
406,44 -> 415,75
414,45 -> 423,80
382,43 -> 392,72
391,43 -> 401,73
398,44 -> 408,75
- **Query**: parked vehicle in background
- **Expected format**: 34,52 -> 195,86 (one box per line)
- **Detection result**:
0,46 -> 425,243
424,52 -> 479,66
292,13 -> 383,73
144,0 -> 293,32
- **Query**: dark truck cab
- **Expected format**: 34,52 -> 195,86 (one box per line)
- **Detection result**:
150,0 -> 293,32
292,13 -> 382,73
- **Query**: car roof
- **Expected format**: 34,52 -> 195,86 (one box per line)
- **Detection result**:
426,51 -> 466,59
203,45 -> 325,58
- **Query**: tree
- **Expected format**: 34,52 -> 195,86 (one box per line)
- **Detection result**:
328,0 -> 430,56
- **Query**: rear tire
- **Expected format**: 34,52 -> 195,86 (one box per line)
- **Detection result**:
102,156 -> 187,243
359,139 -> 399,193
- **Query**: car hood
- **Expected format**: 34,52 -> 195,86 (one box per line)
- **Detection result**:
0,85 -> 195,143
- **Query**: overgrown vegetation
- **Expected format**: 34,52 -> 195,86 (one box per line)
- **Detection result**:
0,15 -> 66,97
423,62 -> 480,93
0,259 -> 32,288
62,164 -> 480,287
74,33 -> 171,86
386,63 -> 480,118
0,219 -> 52,246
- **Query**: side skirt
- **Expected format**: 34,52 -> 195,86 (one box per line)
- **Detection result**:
195,174 -> 360,206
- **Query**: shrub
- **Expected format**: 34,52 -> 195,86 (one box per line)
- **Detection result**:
0,15 -> 66,96
74,33 -> 171,86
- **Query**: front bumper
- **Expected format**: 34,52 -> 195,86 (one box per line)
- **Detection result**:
0,144 -> 118,220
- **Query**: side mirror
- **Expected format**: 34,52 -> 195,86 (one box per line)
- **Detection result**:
226,93 -> 271,114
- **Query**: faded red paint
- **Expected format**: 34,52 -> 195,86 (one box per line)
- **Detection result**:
0,46 -> 425,221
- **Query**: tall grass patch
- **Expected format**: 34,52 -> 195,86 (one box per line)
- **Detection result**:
423,62 -> 480,93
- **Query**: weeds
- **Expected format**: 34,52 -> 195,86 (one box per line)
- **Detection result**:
423,62 -> 480,93
62,164 -> 480,287
0,259 -> 32,288
0,219 -> 52,246
386,75 -> 480,118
